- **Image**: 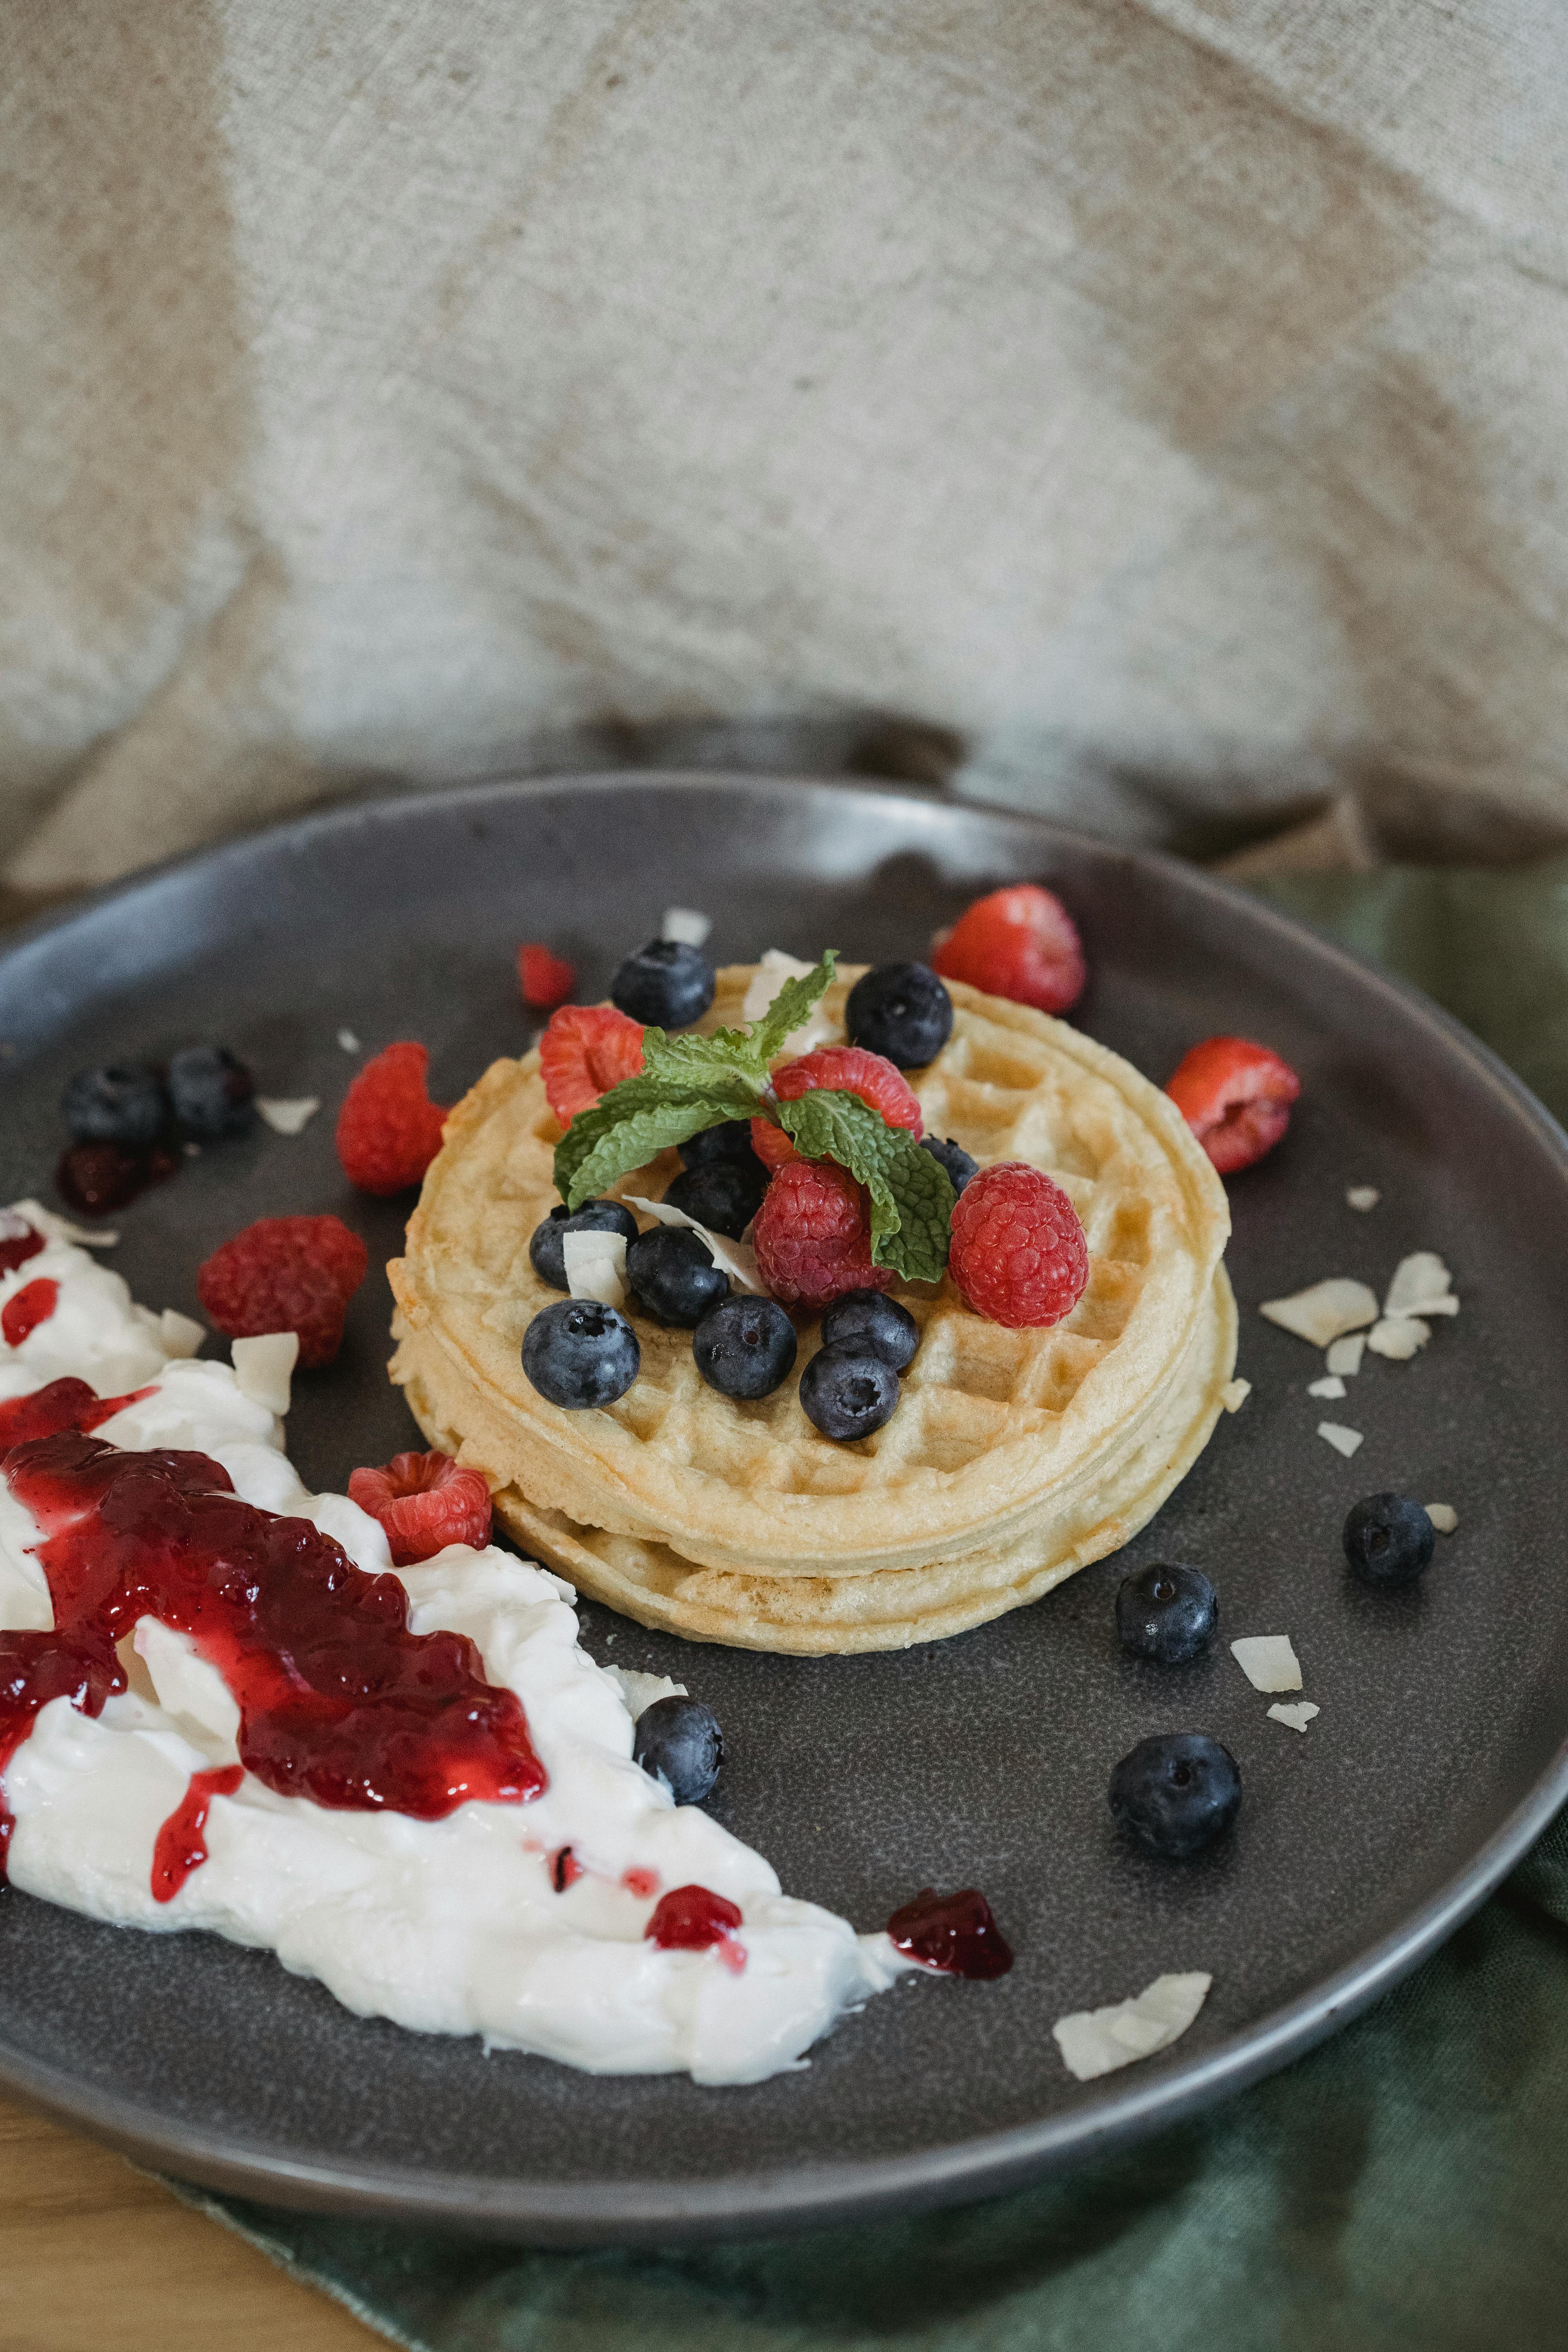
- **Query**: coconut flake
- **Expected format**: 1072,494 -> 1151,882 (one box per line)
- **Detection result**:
1267,1701 -> 1320,1733
1307,1374 -> 1346,1399
1385,1251 -> 1457,1319
231,1331 -> 299,1416
1259,1279 -> 1379,1348
1231,1634 -> 1302,1692
337,1028 -> 360,1054
563,1230 -> 627,1309
10,1199 -> 119,1249
661,907 -> 712,948
1367,1315 -> 1430,1361
603,1665 -> 689,1719
158,1310 -> 205,1359
624,1198 -> 765,1294
1426,1503 -> 1458,1535
741,951 -> 839,1054
1325,1333 -> 1366,1377
1317,1420 -> 1364,1458
1053,1972 -> 1212,2082
258,1095 -> 321,1136
1346,1186 -> 1380,1212
1221,1377 -> 1251,1413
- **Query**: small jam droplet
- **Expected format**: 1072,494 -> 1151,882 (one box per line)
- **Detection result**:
622,1865 -> 659,1900
645,1884 -> 744,1962
886,1887 -> 1013,1980
550,1845 -> 583,1892
0,1222 -> 45,1279
151,1764 -> 244,1902
2,1278 -> 58,1348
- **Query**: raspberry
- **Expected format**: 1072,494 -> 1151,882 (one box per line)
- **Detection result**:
539,1005 -> 647,1124
348,1448 -> 493,1564
197,1215 -> 368,1368
1165,1036 -> 1301,1175
752,1158 -> 893,1312
335,1042 -> 449,1197
751,1047 -> 924,1172
2,1278 -> 58,1348
931,885 -> 1087,1015
947,1162 -> 1088,1328
518,942 -> 577,1011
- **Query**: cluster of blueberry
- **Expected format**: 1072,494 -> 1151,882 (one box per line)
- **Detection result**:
1107,1492 -> 1437,1858
56,1045 -> 257,1216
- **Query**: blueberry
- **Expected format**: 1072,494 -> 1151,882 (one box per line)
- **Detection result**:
918,1135 -> 978,1197
694,1294 -> 798,1399
522,1298 -> 641,1408
626,1227 -> 728,1326
1342,1492 -> 1436,1587
1108,1732 -> 1241,1859
679,1119 -> 759,1169
845,962 -> 954,1068
60,1062 -> 169,1148
799,1345 -> 900,1441
820,1288 -> 919,1372
663,1159 -> 767,1241
1116,1562 -> 1218,1664
633,1696 -> 724,1805
529,1200 -> 640,1291
610,938 -> 715,1028
167,1044 -> 256,1139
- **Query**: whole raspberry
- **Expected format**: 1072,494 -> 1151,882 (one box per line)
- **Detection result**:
336,1042 -> 449,1197
752,1158 -> 893,1311
348,1448 -> 493,1563
751,1046 -> 924,1172
198,1215 -> 368,1368
947,1162 -> 1088,1328
1165,1036 -> 1301,1175
539,1004 -> 647,1123
517,942 -> 577,1011
932,884 -> 1087,1015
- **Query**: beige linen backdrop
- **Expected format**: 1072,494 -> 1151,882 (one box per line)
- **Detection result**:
4,0 -> 1568,893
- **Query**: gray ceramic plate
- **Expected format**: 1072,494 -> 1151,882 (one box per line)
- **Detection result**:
0,774 -> 1563,2246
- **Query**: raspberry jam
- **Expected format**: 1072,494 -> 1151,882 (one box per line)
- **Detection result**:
151,1763 -> 244,1902
645,1883 -> 744,1964
886,1887 -> 1013,1980
0,1222 -> 45,1280
0,1379 -> 151,1450
0,1429 -> 547,1877
2,1279 -> 58,1348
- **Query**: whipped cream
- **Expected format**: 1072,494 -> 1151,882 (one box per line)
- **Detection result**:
0,1210 -> 909,2084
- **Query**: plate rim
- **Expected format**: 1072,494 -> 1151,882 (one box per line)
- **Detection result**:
2,769 -> 1565,2244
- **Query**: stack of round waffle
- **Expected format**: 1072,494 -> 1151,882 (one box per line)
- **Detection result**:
388,967 -> 1236,1654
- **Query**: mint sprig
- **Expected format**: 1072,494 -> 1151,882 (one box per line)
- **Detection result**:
775,1091 -> 956,1283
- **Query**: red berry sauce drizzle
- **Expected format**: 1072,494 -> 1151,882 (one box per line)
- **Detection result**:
0,1223 -> 45,1280
151,1764 -> 244,1902
2,1279 -> 58,1348
646,1883 -> 747,1973
886,1886 -> 1013,1980
0,1405 -> 546,1887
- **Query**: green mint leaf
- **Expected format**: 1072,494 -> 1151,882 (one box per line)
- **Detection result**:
775,1089 -> 955,1283
556,1083 -> 762,1209
639,1027 -> 775,1098
748,950 -> 839,1066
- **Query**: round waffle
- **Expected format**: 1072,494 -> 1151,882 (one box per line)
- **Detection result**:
389,967 -> 1232,1611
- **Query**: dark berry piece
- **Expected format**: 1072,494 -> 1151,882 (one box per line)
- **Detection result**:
633,1695 -> 724,1804
845,961 -> 954,1068
167,1044 -> 256,1140
522,1298 -> 640,1408
60,1062 -> 169,1148
1116,1562 -> 1218,1664
679,1119 -> 762,1169
820,1287 -> 919,1372
663,1159 -> 767,1240
1342,1492 -> 1436,1588
56,1142 -> 176,1217
799,1344 -> 900,1441
1109,1732 -> 1241,1859
918,1135 -> 978,1197
610,938 -> 715,1028
626,1226 -> 728,1326
528,1200 -> 640,1291
693,1295 -> 798,1399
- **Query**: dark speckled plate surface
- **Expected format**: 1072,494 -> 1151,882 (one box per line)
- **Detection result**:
0,774 -> 1563,2246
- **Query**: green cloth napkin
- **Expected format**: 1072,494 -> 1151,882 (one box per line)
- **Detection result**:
179,862 -> 1568,2352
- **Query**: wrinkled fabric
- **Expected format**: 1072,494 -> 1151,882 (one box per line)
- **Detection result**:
6,2 -> 1568,887
173,861 -> 1568,2350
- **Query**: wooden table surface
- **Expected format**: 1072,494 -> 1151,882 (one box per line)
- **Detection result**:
0,2092 -> 382,2351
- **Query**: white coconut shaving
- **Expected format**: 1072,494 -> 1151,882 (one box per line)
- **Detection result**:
258,1095 -> 321,1136
1267,1702 -> 1320,1733
1346,1186 -> 1380,1211
741,951 -> 839,1054
1259,1278 -> 1379,1348
158,1309 -> 205,1359
1221,1378 -> 1251,1413
1317,1421 -> 1364,1458
337,1028 -> 360,1054
1230,1635 -> 1303,1693
1325,1333 -> 1366,1377
624,1198 -> 766,1294
563,1229 -> 628,1309
661,907 -> 712,947
1053,1973 -> 1212,2082
230,1331 -> 299,1416
603,1666 -> 689,1719
1426,1503 -> 1459,1535
1307,1374 -> 1346,1399
1366,1316 -> 1430,1361
1385,1252 -> 1459,1319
